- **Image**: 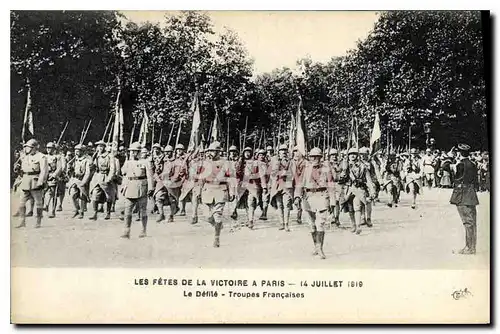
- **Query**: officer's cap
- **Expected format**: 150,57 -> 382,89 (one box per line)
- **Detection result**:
458,143 -> 471,152
348,147 -> 359,155
128,142 -> 141,151
24,139 -> 39,148
309,147 -> 322,157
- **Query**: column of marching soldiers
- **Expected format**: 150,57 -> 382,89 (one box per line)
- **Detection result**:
12,136 -> 490,259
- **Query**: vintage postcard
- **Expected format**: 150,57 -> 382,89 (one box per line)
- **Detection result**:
10,10 -> 490,324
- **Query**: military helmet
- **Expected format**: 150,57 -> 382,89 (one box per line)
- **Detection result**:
348,147 -> 359,155
140,148 -> 149,154
46,142 -> 56,148
292,146 -> 299,152
410,148 -> 418,154
329,148 -> 338,155
266,145 -> 273,151
207,142 -> 222,152
229,145 -> 238,152
257,149 -> 266,155
128,142 -> 141,151
278,144 -> 288,151
74,144 -> 84,150
87,141 -> 94,147
243,146 -> 252,153
359,147 -> 370,154
309,147 -> 322,157
152,143 -> 161,149
95,140 -> 106,147
24,139 -> 39,148
175,143 -> 185,150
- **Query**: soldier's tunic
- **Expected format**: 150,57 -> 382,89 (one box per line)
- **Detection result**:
179,154 -> 199,203
162,156 -> 186,209
67,155 -> 92,202
152,154 -> 167,202
44,153 -> 65,207
342,161 -> 375,212
89,152 -> 116,203
422,154 -> 435,186
199,157 -> 236,224
239,158 -> 267,223
450,157 -> 479,251
328,160 -> 343,206
404,158 -> 422,194
383,158 -> 402,202
295,160 -> 334,232
121,158 -> 154,216
19,151 -> 48,212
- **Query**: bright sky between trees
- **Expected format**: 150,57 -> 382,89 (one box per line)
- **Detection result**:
121,11 -> 380,74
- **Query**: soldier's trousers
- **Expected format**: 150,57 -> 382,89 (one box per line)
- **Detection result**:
44,185 -> 57,209
303,191 -> 329,232
275,189 -> 293,225
69,186 -> 86,212
207,202 -> 225,224
247,188 -> 262,222
20,189 -> 43,214
124,196 -> 148,218
456,205 -> 477,228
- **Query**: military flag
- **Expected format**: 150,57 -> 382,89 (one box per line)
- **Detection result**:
295,95 -> 307,155
138,110 -> 149,147
370,111 -> 381,154
21,83 -> 34,142
188,92 -> 201,151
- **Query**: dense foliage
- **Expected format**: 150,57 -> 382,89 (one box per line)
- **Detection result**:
11,10 -> 488,152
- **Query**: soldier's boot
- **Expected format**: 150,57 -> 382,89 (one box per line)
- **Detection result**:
284,220 -> 290,232
296,209 -> 303,225
156,202 -> 165,223
71,196 -> 80,218
35,208 -> 43,228
89,201 -> 98,220
354,211 -> 362,235
366,218 -> 373,228
56,203 -> 63,212
110,201 -> 115,213
311,230 -> 318,255
139,216 -> 148,238
278,210 -> 285,230
15,207 -> 26,228
121,216 -> 132,239
191,216 -> 198,225
349,212 -> 356,233
469,225 -> 477,254
78,211 -> 84,219
104,202 -> 112,220
26,210 -> 33,217
459,225 -> 476,255
411,195 -> 417,209
168,214 -> 174,223
259,207 -> 268,221
213,222 -> 222,248
455,226 -> 471,255
246,220 -> 254,230
230,209 -> 238,220
317,231 -> 326,259
48,206 -> 56,218
179,201 -> 186,216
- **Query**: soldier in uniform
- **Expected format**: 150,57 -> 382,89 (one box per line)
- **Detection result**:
450,144 -> 479,255
67,144 -> 92,218
328,148 -> 343,227
422,148 -> 435,189
266,145 -> 274,161
383,153 -> 402,208
292,146 -> 305,225
404,148 -> 422,209
359,147 -> 377,227
15,139 -> 48,228
174,143 -> 188,216
294,148 -> 334,259
269,144 -> 295,231
179,147 -> 204,225
120,142 -> 154,239
239,148 -> 267,229
341,147 -> 376,234
198,141 -> 236,247
151,143 -> 167,222
228,145 -> 239,162
88,140 -> 116,220
257,149 -> 270,221
162,144 -> 185,222
43,142 -> 65,218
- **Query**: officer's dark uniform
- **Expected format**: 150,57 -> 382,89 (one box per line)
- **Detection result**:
449,144 -> 479,255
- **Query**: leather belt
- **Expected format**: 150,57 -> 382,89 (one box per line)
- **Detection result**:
456,184 -> 474,188
305,187 -> 327,193
99,170 -> 109,174
26,171 -> 39,175
205,181 -> 227,185
128,176 -> 146,180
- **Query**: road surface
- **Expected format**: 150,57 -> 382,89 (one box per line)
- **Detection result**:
11,188 -> 490,269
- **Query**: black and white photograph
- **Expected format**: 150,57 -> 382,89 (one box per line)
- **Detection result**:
9,10 -> 491,324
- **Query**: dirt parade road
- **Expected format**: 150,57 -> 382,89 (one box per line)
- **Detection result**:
11,189 -> 489,269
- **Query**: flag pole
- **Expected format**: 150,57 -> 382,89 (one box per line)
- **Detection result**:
175,119 -> 182,147
167,122 -> 175,146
